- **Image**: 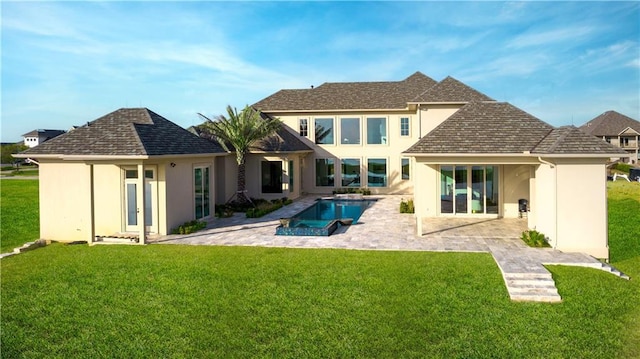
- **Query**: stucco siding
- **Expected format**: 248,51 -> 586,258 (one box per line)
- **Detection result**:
533,163 -> 557,245
502,165 -> 532,218
39,162 -> 92,242
93,164 -> 124,236
555,161 -> 608,259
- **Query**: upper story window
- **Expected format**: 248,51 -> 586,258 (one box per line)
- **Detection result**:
315,118 -> 334,145
299,119 -> 308,137
620,137 -> 630,147
367,117 -> 387,145
400,117 -> 410,137
340,118 -> 360,145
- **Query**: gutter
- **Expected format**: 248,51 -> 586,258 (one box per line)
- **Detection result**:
538,157 -> 558,250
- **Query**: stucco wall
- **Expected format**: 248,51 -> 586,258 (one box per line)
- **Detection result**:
93,164 -> 125,236
164,159 -> 215,233
39,162 -> 92,242
502,165 -> 532,218
555,161 -> 608,259
267,112 -> 420,195
533,163 -> 557,244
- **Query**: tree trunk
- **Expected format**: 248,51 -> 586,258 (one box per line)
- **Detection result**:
236,160 -> 248,203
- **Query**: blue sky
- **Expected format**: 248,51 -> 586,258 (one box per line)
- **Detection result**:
2,1 -> 639,142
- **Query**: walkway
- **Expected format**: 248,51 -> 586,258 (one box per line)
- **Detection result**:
153,195 -> 629,302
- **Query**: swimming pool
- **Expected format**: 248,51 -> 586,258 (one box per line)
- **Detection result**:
275,199 -> 376,236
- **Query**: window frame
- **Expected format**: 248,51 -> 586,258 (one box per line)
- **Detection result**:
315,158 -> 335,187
366,117 -> 388,145
314,118 -> 335,145
400,117 -> 410,137
299,118 -> 308,137
340,117 -> 361,145
366,157 -> 388,188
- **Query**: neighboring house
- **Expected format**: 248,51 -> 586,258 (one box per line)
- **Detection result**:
14,108 -> 226,244
579,110 -> 640,164
22,129 -> 66,148
254,72 -> 627,259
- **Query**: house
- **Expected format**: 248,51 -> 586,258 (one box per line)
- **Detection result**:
579,110 -> 640,164
22,129 -> 66,148
254,72 -> 628,259
14,72 -> 628,260
14,108 -> 226,244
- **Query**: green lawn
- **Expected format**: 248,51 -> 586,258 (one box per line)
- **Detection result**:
1,181 -> 638,357
0,179 -> 39,252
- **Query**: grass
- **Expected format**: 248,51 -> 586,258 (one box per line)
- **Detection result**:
0,180 -> 638,357
0,179 -> 39,252
1,169 -> 40,176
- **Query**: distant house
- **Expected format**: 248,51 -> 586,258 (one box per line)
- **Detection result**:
22,129 -> 66,148
580,111 -> 640,164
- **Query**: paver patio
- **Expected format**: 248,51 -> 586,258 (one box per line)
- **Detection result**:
152,195 -> 629,302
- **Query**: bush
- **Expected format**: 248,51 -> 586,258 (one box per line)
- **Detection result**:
246,198 -> 292,218
614,163 -> 632,174
215,205 -> 235,218
171,220 -> 206,235
400,198 -> 415,213
333,188 -> 371,195
520,230 -> 550,247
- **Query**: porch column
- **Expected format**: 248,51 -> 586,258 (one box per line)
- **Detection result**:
136,163 -> 146,244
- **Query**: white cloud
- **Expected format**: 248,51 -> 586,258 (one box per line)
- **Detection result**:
506,26 -> 595,49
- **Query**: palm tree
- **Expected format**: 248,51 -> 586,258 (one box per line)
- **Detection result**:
198,105 -> 282,203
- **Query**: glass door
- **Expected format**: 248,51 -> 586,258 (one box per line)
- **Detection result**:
124,169 -> 155,232
454,166 -> 468,214
440,165 -> 499,215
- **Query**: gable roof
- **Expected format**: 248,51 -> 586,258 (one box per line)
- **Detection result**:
531,125 -> 627,155
411,76 -> 494,103
17,108 -> 224,157
404,102 -> 628,156
253,71 -> 438,111
404,102 -> 553,154
579,110 -> 640,136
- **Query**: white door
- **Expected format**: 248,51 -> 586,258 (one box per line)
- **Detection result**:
124,168 -> 157,233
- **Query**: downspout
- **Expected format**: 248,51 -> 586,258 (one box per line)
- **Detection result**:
89,164 -> 95,245
418,105 -> 422,138
537,157 -> 558,249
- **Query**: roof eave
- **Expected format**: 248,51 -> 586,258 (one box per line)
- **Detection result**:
260,107 -> 411,114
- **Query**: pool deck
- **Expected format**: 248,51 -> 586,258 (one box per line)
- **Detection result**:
152,195 -> 629,302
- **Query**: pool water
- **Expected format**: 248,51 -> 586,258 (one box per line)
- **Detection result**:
289,199 -> 374,228
275,198 -> 377,236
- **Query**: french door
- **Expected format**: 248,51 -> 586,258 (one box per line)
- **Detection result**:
124,168 -> 156,232
440,165 -> 499,215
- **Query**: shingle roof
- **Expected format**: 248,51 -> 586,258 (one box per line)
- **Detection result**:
411,76 -> 494,103
532,125 -> 627,155
404,102 -> 553,154
253,71 -> 438,111
252,127 -> 314,153
22,129 -> 66,138
579,110 -> 640,136
19,108 -> 224,157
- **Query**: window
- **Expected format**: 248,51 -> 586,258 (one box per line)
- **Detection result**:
288,160 -> 294,192
340,118 -> 360,144
621,137 -> 630,147
401,158 -> 410,180
400,117 -> 410,136
367,117 -> 387,144
315,158 -> 335,187
261,161 -> 283,193
367,158 -> 387,187
315,118 -> 334,144
341,159 -> 360,187
194,167 -> 210,219
299,119 -> 308,137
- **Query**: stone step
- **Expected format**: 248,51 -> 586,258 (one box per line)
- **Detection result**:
507,278 -> 556,287
503,272 -> 553,280
510,293 -> 562,303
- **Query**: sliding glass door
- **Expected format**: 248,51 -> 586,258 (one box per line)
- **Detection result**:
440,165 -> 499,215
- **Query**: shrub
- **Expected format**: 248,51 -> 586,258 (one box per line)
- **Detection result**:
614,163 -> 632,174
333,188 -> 371,195
520,230 -> 550,247
215,205 -> 235,218
400,198 -> 415,213
171,220 -> 207,235
246,198 -> 292,218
